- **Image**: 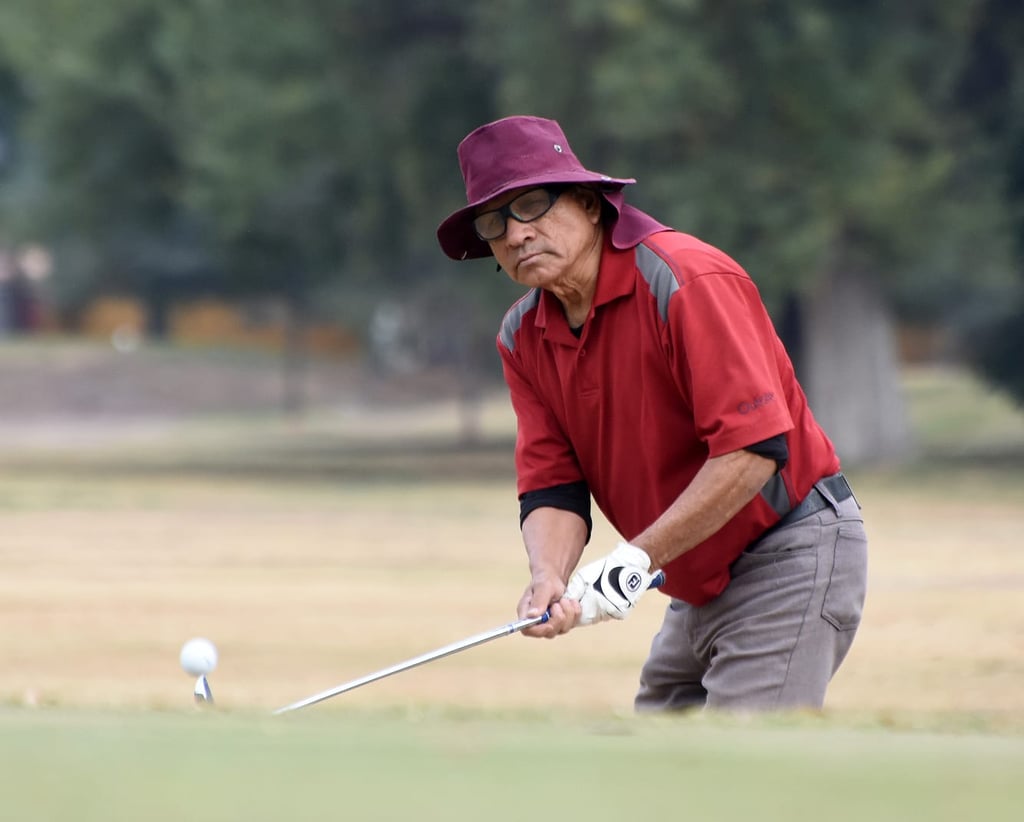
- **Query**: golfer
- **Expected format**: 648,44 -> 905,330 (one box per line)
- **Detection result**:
437,116 -> 868,711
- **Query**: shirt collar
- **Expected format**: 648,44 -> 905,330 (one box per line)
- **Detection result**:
534,233 -> 643,340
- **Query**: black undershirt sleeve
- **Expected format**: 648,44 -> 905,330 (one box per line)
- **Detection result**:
519,480 -> 593,544
519,438 -> 784,542
744,433 -> 789,472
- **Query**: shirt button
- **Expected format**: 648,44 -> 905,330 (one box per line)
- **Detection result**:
579,349 -> 586,357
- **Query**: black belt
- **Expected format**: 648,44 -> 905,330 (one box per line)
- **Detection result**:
776,473 -> 854,529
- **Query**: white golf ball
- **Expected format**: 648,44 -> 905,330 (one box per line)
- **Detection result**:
180,637 -> 218,676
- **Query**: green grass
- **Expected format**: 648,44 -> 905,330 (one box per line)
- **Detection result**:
1,708 -> 1022,822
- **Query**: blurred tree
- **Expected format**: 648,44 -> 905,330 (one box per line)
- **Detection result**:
0,0 -> 216,328
162,0 -> 494,291
0,63 -> 19,180
0,0 -> 492,310
0,0 -> 499,414
955,0 -> 1024,405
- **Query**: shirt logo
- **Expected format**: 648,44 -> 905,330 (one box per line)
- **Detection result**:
737,392 -> 775,415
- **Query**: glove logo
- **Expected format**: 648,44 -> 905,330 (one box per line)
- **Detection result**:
566,542 -> 656,625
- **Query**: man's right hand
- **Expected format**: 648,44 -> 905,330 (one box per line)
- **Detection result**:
517,573 -> 581,638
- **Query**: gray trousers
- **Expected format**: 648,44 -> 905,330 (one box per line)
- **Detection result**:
635,487 -> 868,712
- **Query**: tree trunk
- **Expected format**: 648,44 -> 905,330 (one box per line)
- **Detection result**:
800,265 -> 913,466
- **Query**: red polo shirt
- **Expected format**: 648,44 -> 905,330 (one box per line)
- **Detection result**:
498,230 -> 839,605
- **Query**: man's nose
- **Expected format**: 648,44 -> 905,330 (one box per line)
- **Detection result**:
504,217 -> 533,247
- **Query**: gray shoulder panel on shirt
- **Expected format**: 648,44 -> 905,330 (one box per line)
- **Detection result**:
635,243 -> 681,323
760,472 -> 791,519
499,289 -> 542,352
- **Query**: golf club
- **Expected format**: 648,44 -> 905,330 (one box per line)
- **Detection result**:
274,569 -> 666,715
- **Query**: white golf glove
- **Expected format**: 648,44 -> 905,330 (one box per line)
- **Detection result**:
565,541 -> 657,625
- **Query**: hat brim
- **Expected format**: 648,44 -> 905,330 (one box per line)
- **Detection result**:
437,170 -> 635,261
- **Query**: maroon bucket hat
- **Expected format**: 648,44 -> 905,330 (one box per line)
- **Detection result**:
437,115 -> 647,261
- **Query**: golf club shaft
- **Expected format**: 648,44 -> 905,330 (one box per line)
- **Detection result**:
273,613 -> 548,714
274,569 -> 666,715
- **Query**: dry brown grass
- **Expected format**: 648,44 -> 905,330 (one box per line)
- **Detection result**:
826,476 -> 1024,723
0,351 -> 1022,731
1,441 -> 1021,731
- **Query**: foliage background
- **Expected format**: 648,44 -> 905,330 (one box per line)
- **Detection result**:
1,1 -> 1021,403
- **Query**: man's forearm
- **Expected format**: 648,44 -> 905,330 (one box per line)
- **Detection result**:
632,449 -> 777,571
521,506 -> 588,582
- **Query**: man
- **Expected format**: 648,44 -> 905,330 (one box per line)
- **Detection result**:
436,115 -> 867,711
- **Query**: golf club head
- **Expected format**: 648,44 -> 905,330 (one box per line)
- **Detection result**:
194,674 -> 214,706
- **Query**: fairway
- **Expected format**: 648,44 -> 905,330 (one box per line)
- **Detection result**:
0,345 -> 1023,819
1,709 -> 1022,822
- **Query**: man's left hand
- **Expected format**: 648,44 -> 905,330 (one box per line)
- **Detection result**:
565,542 -> 657,625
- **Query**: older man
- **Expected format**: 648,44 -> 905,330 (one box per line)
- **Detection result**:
436,115 -> 867,711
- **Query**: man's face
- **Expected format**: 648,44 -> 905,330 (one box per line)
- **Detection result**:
479,186 -> 602,288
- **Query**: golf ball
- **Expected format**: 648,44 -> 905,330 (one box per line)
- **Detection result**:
180,637 -> 218,676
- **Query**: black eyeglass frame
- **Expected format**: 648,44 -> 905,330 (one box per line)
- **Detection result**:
472,185 -> 569,242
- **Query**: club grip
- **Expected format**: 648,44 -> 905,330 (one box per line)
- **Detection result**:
536,568 -> 667,623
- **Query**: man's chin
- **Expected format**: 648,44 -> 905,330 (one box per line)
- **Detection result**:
515,255 -> 556,282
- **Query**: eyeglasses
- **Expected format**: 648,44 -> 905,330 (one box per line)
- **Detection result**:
472,186 -> 566,242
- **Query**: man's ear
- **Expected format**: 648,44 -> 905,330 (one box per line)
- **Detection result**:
574,187 -> 602,223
